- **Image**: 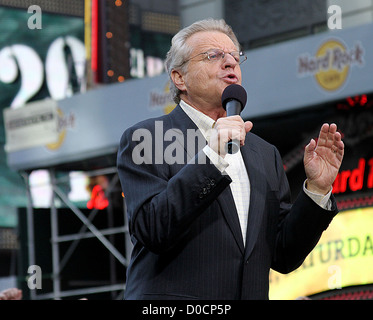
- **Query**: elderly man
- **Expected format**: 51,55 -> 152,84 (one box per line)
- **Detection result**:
117,19 -> 344,300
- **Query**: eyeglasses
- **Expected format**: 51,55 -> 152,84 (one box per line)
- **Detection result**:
182,48 -> 247,66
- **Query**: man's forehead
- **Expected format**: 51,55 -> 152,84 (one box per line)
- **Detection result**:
186,31 -> 237,52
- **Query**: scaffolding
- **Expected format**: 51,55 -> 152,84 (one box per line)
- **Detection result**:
3,68 -> 171,300
20,164 -> 132,300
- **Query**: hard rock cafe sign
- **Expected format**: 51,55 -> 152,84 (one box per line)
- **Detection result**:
297,38 -> 365,91
148,81 -> 176,115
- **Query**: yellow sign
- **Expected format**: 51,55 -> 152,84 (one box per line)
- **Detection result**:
315,40 -> 349,91
149,81 -> 176,115
46,108 -> 75,150
162,82 -> 176,114
269,207 -> 373,300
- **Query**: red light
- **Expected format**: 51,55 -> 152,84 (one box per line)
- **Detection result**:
91,0 -> 99,79
345,95 -> 369,108
346,96 -> 355,107
87,185 -> 109,210
360,94 -> 368,106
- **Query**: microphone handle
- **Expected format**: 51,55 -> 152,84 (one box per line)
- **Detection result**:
225,100 -> 242,154
227,139 -> 240,154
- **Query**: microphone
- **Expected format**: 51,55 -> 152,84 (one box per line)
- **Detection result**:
221,84 -> 247,154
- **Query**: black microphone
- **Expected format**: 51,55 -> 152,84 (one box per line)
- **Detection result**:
221,84 -> 247,154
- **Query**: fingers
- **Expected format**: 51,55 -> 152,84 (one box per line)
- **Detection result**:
0,288 -> 22,300
209,116 -> 251,156
305,138 -> 316,153
333,130 -> 345,159
244,121 -> 253,133
312,123 -> 344,161
317,123 -> 338,145
216,116 -> 247,144
318,123 -> 335,148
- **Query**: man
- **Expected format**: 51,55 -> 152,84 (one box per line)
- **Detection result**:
117,19 -> 344,300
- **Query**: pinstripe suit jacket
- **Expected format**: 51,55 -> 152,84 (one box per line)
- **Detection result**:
116,105 -> 338,300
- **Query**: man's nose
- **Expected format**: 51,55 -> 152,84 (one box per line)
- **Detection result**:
222,53 -> 238,68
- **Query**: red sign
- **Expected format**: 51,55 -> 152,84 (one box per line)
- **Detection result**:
333,157 -> 373,194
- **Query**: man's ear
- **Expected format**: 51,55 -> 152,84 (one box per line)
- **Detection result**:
171,69 -> 186,92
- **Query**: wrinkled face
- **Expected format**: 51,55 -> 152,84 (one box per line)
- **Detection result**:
173,31 -> 242,111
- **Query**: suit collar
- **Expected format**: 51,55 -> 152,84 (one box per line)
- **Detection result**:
168,104 -> 199,132
168,105 -> 207,161
179,100 -> 216,142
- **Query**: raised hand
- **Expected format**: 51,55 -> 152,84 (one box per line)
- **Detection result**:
303,123 -> 344,195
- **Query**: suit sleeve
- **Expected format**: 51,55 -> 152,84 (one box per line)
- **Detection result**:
116,125 -> 231,254
271,146 -> 339,274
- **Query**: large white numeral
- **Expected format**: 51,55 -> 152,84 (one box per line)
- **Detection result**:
0,39 -> 165,108
0,36 -> 86,108
45,36 -> 86,100
0,44 -> 44,108
45,37 -> 71,100
65,36 -> 86,93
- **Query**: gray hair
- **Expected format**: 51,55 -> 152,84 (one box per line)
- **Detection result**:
165,18 -> 241,104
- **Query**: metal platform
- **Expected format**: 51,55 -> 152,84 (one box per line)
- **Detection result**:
20,165 -> 131,300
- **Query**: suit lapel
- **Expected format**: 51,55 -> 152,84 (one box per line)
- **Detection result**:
241,135 -> 267,260
168,105 -> 206,161
168,106 -> 245,254
217,186 -> 245,254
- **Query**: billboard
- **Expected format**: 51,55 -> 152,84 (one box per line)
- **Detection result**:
269,207 -> 373,299
240,23 -> 373,119
0,7 -> 84,226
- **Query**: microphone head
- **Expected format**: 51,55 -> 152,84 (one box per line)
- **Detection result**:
221,84 -> 247,112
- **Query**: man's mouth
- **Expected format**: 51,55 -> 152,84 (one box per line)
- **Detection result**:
222,74 -> 238,83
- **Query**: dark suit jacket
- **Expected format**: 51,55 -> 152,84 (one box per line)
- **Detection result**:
116,105 -> 338,300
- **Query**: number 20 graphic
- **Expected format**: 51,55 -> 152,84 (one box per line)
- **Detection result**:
0,36 -> 86,109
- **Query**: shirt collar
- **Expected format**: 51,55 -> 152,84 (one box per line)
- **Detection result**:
179,99 -> 216,141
